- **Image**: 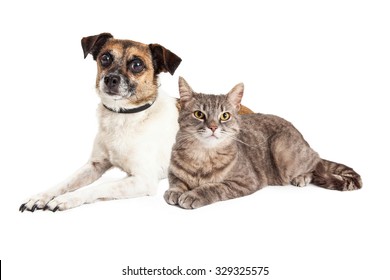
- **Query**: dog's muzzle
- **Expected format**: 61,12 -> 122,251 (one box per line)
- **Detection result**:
103,74 -> 122,95
102,74 -> 132,97
104,74 -> 120,93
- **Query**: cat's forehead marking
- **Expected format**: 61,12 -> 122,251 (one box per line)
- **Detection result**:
195,94 -> 226,107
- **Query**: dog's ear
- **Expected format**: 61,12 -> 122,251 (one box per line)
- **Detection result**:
149,44 -> 182,75
81,33 -> 113,60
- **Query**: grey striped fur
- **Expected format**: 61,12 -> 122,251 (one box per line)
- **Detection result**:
164,77 -> 362,209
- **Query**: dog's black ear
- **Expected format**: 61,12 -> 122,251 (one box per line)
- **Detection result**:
149,44 -> 182,75
81,33 -> 113,60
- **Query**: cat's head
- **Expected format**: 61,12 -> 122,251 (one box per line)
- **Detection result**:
177,77 -> 244,148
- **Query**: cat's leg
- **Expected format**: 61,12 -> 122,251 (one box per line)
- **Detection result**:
178,181 -> 256,209
271,130 -> 320,186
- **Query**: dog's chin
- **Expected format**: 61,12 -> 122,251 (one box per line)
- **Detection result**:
102,88 -> 132,99
97,89 -> 130,108
106,92 -> 126,101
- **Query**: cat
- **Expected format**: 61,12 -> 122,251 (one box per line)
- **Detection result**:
164,77 -> 362,209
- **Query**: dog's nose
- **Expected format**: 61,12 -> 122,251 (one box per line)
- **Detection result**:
104,74 -> 120,91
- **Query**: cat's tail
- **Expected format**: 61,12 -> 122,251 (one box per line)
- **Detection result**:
311,159 -> 362,191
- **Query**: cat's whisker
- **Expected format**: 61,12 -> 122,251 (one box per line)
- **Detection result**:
220,131 -> 271,148
219,131 -> 255,147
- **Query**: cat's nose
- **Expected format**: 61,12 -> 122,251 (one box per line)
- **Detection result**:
209,124 -> 218,132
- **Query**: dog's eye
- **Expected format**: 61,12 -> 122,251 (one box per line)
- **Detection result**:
129,58 -> 145,74
100,53 -> 112,67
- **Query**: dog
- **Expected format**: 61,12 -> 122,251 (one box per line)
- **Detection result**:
20,33 -> 253,212
20,33 -> 183,212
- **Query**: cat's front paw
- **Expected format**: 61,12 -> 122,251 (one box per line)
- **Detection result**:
164,189 -> 184,205
178,191 -> 208,209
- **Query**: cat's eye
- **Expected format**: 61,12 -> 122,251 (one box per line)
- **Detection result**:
220,112 -> 231,121
193,110 -> 205,120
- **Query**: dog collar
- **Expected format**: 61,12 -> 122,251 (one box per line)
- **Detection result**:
103,101 -> 154,114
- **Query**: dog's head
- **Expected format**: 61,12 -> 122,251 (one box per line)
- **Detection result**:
81,33 -> 182,112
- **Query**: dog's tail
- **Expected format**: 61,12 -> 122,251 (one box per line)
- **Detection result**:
311,159 -> 362,191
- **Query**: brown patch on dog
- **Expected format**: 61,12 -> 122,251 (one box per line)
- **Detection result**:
238,105 -> 253,114
82,33 -> 182,109
95,40 -> 159,106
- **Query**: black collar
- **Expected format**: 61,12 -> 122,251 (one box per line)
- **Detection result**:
103,101 -> 154,114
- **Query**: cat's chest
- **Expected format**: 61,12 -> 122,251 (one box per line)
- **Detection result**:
176,148 -> 237,188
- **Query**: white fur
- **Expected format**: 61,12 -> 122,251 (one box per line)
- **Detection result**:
21,90 -> 179,211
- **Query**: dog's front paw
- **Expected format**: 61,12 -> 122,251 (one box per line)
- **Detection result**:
20,192 -> 55,212
178,191 -> 208,209
164,189 -> 184,205
44,193 -> 85,212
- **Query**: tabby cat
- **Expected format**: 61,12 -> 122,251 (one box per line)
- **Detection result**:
164,77 -> 362,209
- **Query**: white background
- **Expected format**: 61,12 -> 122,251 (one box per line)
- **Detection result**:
1,0 -> 389,279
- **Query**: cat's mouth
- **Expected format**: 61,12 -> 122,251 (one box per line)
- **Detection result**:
203,131 -> 220,139
203,133 -> 221,144
197,129 -> 225,146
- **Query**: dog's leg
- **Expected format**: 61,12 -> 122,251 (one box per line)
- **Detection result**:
20,160 -> 112,212
43,174 -> 159,211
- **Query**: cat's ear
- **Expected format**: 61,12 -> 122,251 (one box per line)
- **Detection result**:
178,77 -> 194,108
227,83 -> 244,111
